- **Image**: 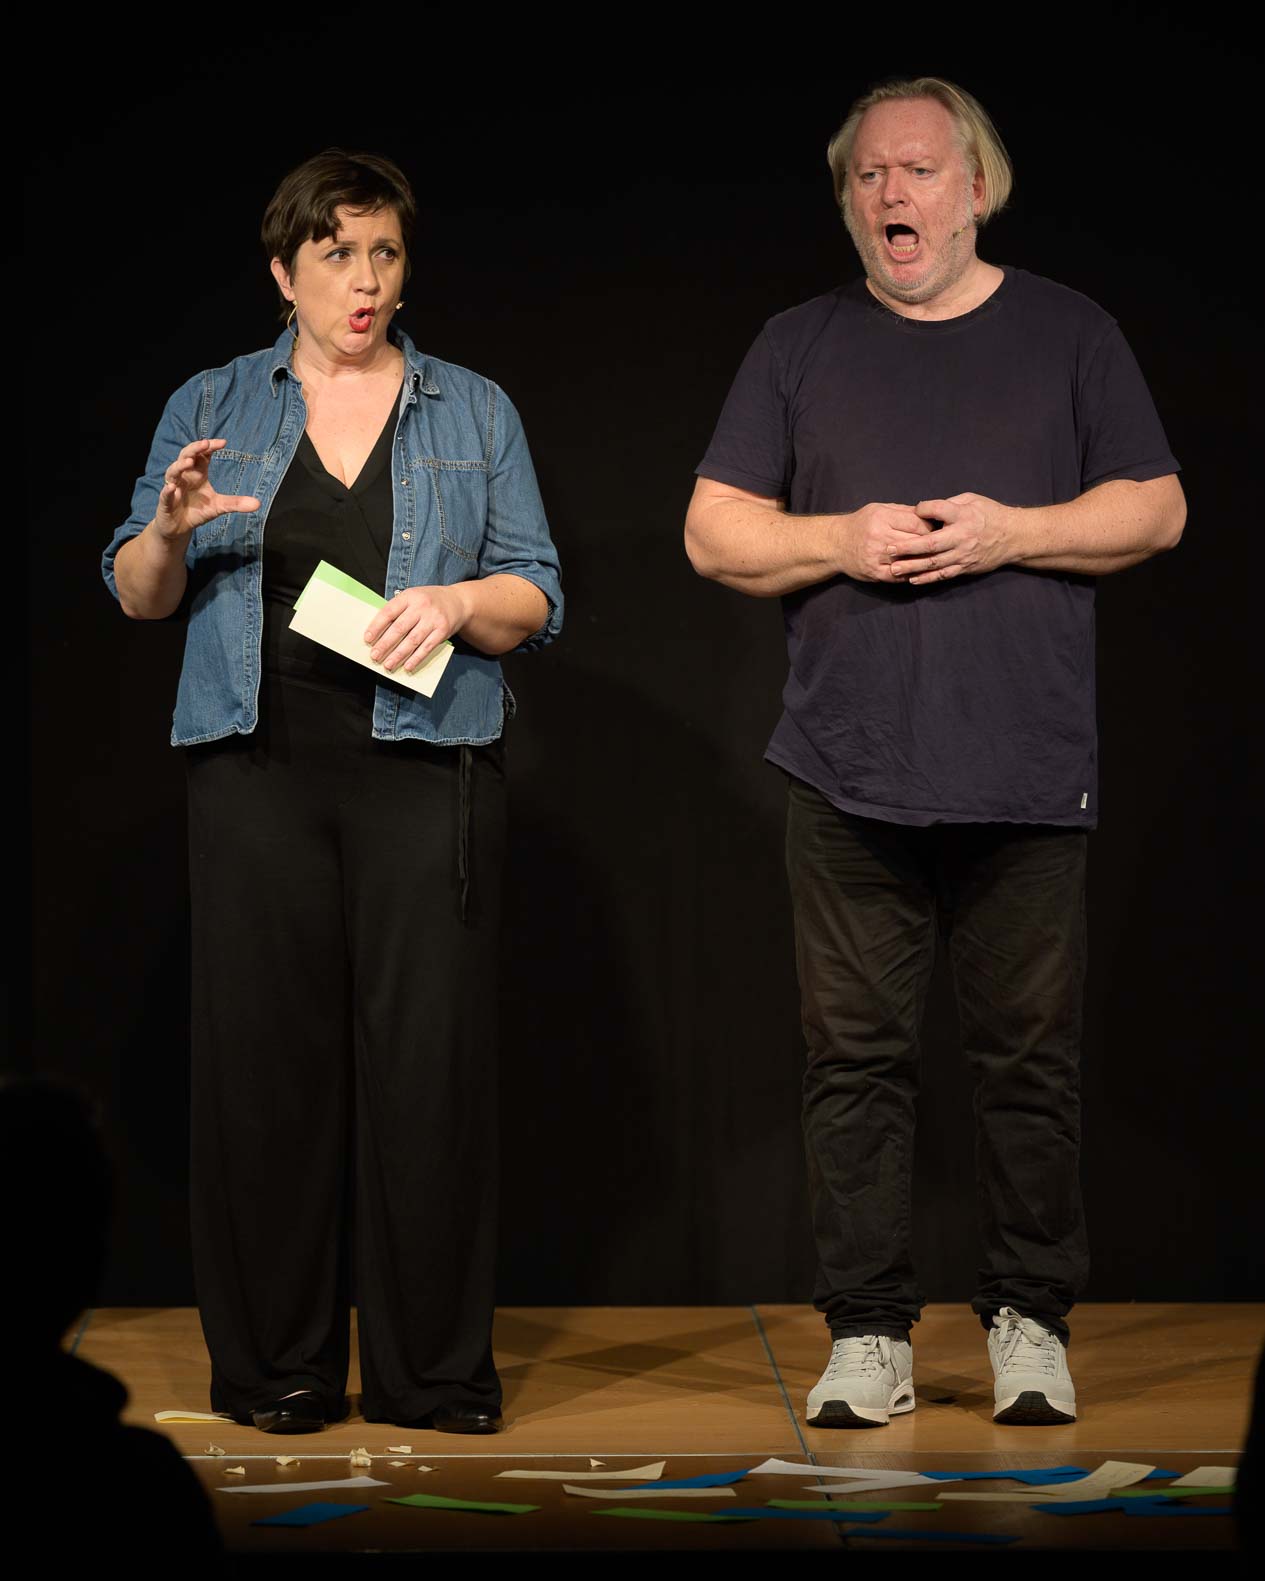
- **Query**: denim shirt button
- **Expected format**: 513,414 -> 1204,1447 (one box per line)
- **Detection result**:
401,531 -> 411,540
401,476 -> 409,486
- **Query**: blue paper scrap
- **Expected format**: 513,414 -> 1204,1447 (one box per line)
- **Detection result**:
627,1471 -> 749,1489
252,1501 -> 370,1529
725,1507 -> 887,1523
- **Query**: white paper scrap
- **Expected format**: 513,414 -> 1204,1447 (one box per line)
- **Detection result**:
564,1484 -> 737,1500
206,1445 -> 226,1457
1170,1466 -> 1237,1488
387,1445 -> 413,1454
219,1475 -> 390,1495
590,1459 -> 605,1468
417,1465 -> 435,1474
809,1473 -> 939,1494
349,1447 -> 374,1468
496,1460 -> 665,1483
389,1461 -> 410,1468
1044,1461 -> 1155,1499
751,1458 -> 924,1480
290,561 -> 453,699
155,1410 -> 233,1423
275,1457 -> 300,1467
224,1466 -> 246,1477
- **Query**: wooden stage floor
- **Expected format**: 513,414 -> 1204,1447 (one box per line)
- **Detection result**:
76,1302 -> 1260,1555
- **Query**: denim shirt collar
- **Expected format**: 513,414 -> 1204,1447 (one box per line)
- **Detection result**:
266,323 -> 440,398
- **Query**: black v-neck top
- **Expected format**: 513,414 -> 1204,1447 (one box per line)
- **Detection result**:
261,390 -> 401,693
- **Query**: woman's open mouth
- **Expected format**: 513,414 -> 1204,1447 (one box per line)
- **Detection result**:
349,307 -> 375,333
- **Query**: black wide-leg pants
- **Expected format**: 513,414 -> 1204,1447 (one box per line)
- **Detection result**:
185,674 -> 506,1424
786,776 -> 1091,1347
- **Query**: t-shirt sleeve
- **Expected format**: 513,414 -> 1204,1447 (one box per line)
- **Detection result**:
695,327 -> 789,498
1078,323 -> 1180,490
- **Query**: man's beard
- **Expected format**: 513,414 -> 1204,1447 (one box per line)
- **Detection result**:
844,185 -> 977,305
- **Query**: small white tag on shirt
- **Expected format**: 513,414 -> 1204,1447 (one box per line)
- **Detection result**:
1080,793 -> 1088,809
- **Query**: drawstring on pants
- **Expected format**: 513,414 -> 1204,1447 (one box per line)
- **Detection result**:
457,744 -> 472,924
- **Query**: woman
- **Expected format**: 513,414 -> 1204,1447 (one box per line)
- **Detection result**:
103,150 -> 562,1435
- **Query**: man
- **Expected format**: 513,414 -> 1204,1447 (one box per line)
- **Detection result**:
685,77 -> 1184,1428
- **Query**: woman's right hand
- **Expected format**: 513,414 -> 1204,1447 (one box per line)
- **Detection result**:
153,438 -> 260,541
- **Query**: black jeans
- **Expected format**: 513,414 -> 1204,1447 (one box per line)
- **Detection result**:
786,777 -> 1090,1346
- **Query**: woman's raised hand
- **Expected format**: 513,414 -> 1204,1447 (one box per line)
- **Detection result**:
154,438 -> 260,540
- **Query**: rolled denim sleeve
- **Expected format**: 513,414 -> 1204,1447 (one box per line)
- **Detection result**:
101,373 -> 203,602
480,382 -> 563,652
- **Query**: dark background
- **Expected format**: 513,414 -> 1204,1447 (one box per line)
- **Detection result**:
21,9 -> 1262,1311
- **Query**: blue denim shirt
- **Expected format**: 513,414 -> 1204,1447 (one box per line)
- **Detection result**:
103,325 -> 563,747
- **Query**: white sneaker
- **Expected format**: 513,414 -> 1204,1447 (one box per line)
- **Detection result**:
988,1307 -> 1077,1424
806,1334 -> 915,1428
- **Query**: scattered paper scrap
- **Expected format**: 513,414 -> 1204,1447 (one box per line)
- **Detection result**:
810,1474 -> 939,1494
627,1471 -> 748,1490
224,1467 -> 246,1477
1042,1462 -> 1156,1500
220,1476 -> 389,1495
154,1410 -> 233,1424
417,1465 -> 435,1474
590,1459 -> 605,1468
253,1502 -> 369,1529
748,1458 -> 826,1476
349,1447 -> 374,1468
275,1457 -> 300,1467
387,1445 -> 412,1454
496,1460 -> 665,1482
1170,1466 -> 1237,1488
594,1509 -> 754,1524
206,1445 -> 226,1457
773,1499 -> 942,1513
387,1493 -> 539,1516
564,1485 -> 737,1501
389,1461 -> 411,1468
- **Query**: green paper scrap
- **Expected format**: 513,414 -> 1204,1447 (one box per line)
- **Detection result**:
1112,1486 -> 1235,1500
594,1508 -> 756,1524
387,1492 -> 539,1516
770,1498 -> 942,1512
298,560 -> 385,612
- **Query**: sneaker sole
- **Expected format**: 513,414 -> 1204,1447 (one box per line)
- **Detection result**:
993,1390 -> 1076,1425
807,1392 -> 916,1429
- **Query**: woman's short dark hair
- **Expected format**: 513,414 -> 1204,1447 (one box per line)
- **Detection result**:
261,148 -> 417,304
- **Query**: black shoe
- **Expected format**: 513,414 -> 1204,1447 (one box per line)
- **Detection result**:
250,1390 -> 326,1434
426,1403 -> 503,1434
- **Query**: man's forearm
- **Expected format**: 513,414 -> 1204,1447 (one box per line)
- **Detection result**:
1006,476 -> 1185,575
685,496 -> 844,597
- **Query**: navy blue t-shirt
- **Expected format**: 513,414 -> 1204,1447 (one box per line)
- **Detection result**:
696,266 -> 1180,827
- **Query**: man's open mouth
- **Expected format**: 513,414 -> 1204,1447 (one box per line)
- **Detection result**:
884,224 -> 920,256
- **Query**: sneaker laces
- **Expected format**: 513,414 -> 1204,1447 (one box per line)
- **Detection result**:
992,1307 -> 1058,1376
824,1334 -> 895,1379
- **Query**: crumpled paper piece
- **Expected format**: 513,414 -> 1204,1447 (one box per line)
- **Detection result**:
349,1447 -> 374,1468
224,1466 -> 246,1476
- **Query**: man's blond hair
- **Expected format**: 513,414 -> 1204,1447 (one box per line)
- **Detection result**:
827,77 -> 1013,225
